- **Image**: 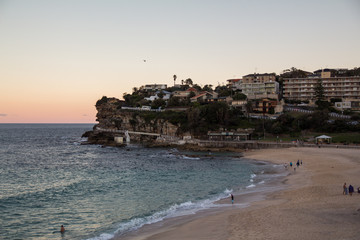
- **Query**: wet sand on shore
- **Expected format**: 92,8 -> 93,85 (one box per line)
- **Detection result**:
116,147 -> 360,240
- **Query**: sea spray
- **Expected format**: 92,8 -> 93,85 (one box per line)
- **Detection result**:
91,189 -> 234,239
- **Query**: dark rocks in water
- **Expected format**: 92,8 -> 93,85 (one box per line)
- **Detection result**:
82,131 -> 125,147
81,131 -> 93,138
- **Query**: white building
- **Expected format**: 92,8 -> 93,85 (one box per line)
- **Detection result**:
144,84 -> 167,91
144,90 -> 171,101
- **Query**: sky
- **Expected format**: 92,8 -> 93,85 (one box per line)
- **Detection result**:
1,0 -> 359,123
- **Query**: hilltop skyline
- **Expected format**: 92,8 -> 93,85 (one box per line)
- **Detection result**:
1,0 -> 359,123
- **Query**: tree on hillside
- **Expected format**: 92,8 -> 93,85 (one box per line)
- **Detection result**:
123,92 -> 145,107
280,67 -> 309,78
202,84 -> 213,92
245,101 -> 253,115
96,96 -> 109,106
173,75 -> 177,86
314,79 -> 325,100
314,79 -> 329,109
188,91 -> 196,99
185,78 -> 193,86
215,84 -> 233,97
157,91 -> 164,99
151,98 -> 166,109
167,96 -> 181,107
232,93 -> 247,100
187,107 -> 201,133
192,84 -> 202,91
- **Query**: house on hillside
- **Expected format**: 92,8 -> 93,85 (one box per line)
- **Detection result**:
208,96 -> 233,104
252,98 -> 278,113
144,90 -> 171,102
231,100 -> 247,112
190,91 -> 218,103
143,84 -> 167,92
173,87 -> 200,99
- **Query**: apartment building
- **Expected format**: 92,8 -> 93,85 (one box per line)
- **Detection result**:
283,71 -> 360,101
241,73 -> 279,100
242,73 -> 276,83
227,78 -> 242,90
226,73 -> 279,100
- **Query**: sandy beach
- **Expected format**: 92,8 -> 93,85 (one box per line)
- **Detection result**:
118,147 -> 360,240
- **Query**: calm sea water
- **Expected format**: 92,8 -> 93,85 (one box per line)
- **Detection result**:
0,124 -> 283,240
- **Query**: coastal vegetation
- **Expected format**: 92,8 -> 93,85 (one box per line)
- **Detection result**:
92,67 -> 360,144
125,102 -> 252,137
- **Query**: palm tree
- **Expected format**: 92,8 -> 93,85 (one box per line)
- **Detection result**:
173,75 -> 177,86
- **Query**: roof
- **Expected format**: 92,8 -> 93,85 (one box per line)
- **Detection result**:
227,79 -> 241,82
243,73 -> 276,77
186,87 -> 198,92
315,135 -> 332,139
190,91 -> 216,100
191,92 -> 207,99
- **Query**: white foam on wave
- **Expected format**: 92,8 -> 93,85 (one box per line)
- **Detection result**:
87,189 -> 232,240
249,173 -> 256,183
182,156 -> 200,160
246,184 -> 256,188
87,233 -> 114,240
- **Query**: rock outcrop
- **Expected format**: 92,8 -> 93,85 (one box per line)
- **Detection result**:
83,97 -> 182,146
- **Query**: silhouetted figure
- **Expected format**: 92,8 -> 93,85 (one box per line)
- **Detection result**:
343,183 -> 348,195
349,185 -> 354,196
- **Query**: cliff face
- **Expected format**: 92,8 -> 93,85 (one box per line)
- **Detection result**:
84,97 -> 181,145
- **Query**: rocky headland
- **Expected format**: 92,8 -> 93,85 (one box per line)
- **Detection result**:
82,97 -> 186,147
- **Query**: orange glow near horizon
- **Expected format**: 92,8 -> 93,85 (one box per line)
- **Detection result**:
1,1 -> 359,123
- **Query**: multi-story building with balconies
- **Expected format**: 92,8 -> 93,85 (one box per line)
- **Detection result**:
226,73 -> 279,99
240,73 -> 279,100
283,70 -> 360,101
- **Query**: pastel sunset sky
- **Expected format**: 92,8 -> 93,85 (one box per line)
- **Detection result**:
1,0 -> 359,123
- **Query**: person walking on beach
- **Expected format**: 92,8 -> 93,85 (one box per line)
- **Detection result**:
60,225 -> 65,233
284,163 -> 288,170
343,183 -> 348,195
290,162 -> 293,167
230,194 -> 234,204
349,185 -> 354,196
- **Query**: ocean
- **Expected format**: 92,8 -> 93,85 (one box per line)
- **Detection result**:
0,124 -> 285,240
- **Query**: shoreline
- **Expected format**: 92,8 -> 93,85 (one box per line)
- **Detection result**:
113,147 -> 360,240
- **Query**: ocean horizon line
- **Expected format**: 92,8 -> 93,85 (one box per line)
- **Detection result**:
0,122 -> 96,124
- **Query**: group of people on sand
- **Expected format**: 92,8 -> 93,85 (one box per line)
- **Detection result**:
284,159 -> 302,171
343,183 -> 360,196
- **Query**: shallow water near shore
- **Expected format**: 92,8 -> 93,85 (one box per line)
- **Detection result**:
0,124 -> 285,240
